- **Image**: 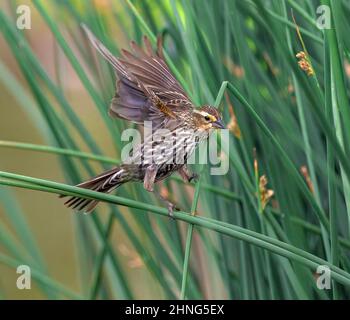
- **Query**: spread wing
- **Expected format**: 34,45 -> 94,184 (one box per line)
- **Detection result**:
82,25 -> 193,130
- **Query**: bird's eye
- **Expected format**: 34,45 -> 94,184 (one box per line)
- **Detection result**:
204,115 -> 211,121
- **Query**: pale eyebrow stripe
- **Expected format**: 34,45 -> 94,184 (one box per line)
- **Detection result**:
193,110 -> 217,121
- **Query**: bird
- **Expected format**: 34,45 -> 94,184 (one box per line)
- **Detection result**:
61,25 -> 225,216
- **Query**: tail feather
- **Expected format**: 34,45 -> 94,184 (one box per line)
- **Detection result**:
60,166 -> 131,213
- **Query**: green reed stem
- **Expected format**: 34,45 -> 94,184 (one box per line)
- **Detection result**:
1,174 -> 350,288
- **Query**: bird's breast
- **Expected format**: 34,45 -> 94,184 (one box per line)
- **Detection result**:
128,128 -> 208,166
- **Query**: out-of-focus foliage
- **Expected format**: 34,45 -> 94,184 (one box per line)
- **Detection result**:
1,0 -> 350,299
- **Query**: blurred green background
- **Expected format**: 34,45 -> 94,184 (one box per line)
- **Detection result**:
0,0 -> 154,299
1,0 -> 350,299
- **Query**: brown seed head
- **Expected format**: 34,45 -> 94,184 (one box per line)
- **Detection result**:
259,175 -> 274,210
225,93 -> 241,138
300,165 -> 314,194
296,51 -> 314,76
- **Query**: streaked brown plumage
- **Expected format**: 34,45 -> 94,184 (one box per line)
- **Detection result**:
61,25 -> 225,214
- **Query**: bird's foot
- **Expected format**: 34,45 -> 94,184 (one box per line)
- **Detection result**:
154,190 -> 179,220
188,173 -> 199,183
167,201 -> 180,220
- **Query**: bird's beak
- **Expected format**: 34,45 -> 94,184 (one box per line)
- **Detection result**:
212,119 -> 225,129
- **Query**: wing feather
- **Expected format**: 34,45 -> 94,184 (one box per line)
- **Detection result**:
82,24 -> 192,129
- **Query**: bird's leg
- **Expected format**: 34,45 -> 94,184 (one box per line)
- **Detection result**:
178,165 -> 199,183
143,164 -> 158,192
144,165 -> 177,218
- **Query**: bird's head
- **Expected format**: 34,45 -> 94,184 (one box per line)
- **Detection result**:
192,105 -> 225,131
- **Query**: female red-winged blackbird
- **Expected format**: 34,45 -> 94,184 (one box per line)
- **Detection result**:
61,25 -> 225,215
